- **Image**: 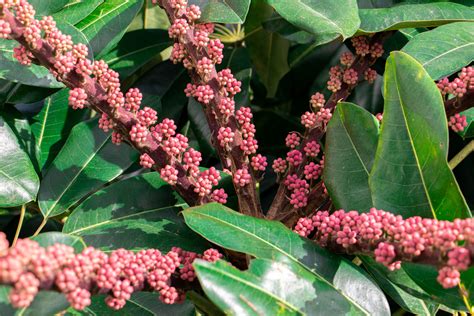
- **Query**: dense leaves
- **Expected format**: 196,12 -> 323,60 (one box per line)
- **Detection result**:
370,52 -> 470,220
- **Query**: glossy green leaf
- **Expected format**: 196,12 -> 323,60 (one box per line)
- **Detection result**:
29,0 -> 69,16
244,1 -> 290,97
188,0 -> 251,24
31,89 -> 86,171
402,263 -> 472,310
76,0 -> 142,56
38,119 -> 137,218
458,107 -> 474,139
263,15 -> 315,44
362,257 -> 439,315
358,3 -> 474,33
369,51 -> 470,220
0,22 -> 88,88
266,0 -> 360,42
402,22 -> 474,80
31,231 -> 86,253
184,203 -> 390,315
324,102 -> 379,212
0,116 -> 39,207
102,29 -> 172,78
63,172 -> 209,252
0,286 -> 69,316
67,292 -> 195,315
196,257 -> 363,315
53,0 -> 103,25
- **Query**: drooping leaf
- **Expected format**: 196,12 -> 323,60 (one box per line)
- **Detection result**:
244,1 -> 290,97
31,89 -> 86,171
63,172 -> 209,253
358,3 -> 474,34
362,257 -> 439,315
53,0 -> 103,25
102,29 -> 172,78
402,22 -> 474,80
458,107 -> 474,139
183,203 -> 390,315
76,0 -> 143,56
0,116 -> 39,207
369,51 -> 471,220
0,22 -> 88,88
324,102 -> 380,212
263,15 -> 315,44
188,0 -> 251,24
38,119 -> 137,219
266,0 -> 360,43
31,231 -> 86,253
195,257 -> 365,315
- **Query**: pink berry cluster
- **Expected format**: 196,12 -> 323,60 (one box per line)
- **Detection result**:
158,0 -> 266,192
2,0 -> 229,204
437,67 -> 474,98
448,113 -> 468,133
0,232 -> 221,310
294,209 -> 474,289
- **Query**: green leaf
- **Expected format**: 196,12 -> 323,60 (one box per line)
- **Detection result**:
0,116 -> 39,207
263,15 -> 315,44
0,22 -> 88,88
183,203 -> 390,315
67,292 -> 195,315
362,257 -> 439,315
358,3 -> 474,34
324,102 -> 379,212
53,0 -> 103,25
76,0 -> 143,56
266,0 -> 360,42
31,231 -> 86,252
244,1 -> 290,98
188,0 -> 251,24
195,257 -> 358,315
0,286 -> 69,316
38,119 -> 137,219
102,29 -> 172,78
402,263 -> 471,311
369,51 -> 471,220
188,98 -> 215,158
29,0 -> 69,16
31,89 -> 86,171
63,172 -> 209,253
458,107 -> 474,139
402,22 -> 474,80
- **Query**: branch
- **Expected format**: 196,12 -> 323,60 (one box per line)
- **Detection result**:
446,88 -> 474,117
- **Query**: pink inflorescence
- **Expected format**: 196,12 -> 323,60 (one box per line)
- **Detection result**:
0,232 -> 221,310
3,0 -> 228,203
293,209 -> 474,288
449,113 -> 468,133
437,66 -> 474,98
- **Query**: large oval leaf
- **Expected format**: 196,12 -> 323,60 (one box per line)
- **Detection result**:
188,0 -> 251,24
38,119 -> 137,218
31,231 -> 86,252
358,3 -> 474,34
102,29 -> 172,78
402,22 -> 474,80
369,51 -> 470,220
31,89 -> 87,171
183,203 -> 390,315
63,172 -> 209,253
0,116 -> 39,207
324,102 -> 379,212
195,256 -> 369,315
0,286 -> 69,316
52,0 -> 103,25
76,0 -> 142,56
266,0 -> 360,42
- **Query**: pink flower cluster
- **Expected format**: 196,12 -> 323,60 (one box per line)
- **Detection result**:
161,0 -> 266,188
3,0 -> 228,203
437,67 -> 474,98
0,232 -> 221,311
448,113 -> 468,133
294,209 -> 473,289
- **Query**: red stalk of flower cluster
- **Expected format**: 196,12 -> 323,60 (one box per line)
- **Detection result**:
0,232 -> 221,310
294,208 -> 474,289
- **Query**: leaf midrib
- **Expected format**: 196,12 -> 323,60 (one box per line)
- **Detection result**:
79,0 -> 131,32
188,211 -> 369,315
